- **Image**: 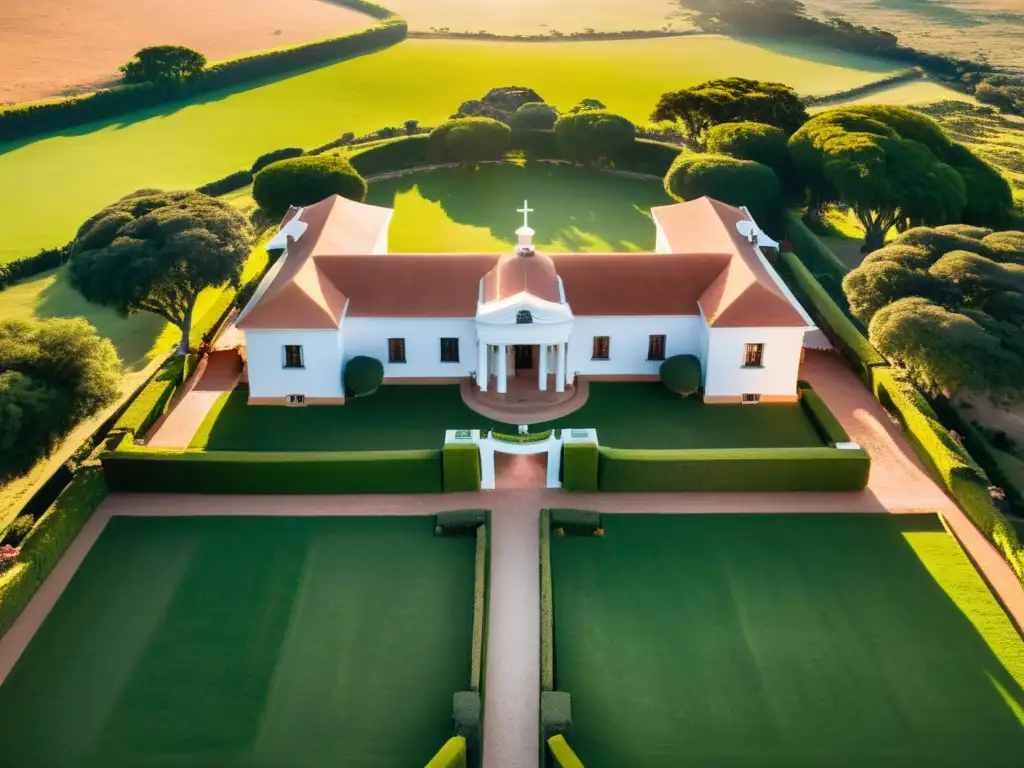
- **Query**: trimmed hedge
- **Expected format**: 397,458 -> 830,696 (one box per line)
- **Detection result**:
101,448 -> 443,493
452,691 -> 481,766
443,443 -> 482,492
0,245 -> 68,292
610,138 -> 682,176
779,251 -> 886,382
425,737 -> 467,768
540,510 -> 554,692
470,524 -> 487,694
561,442 -> 598,492
550,509 -> 601,535
252,147 -> 304,173
491,429 -> 553,444
196,170 -> 253,196
598,446 -> 870,492
190,285 -> 239,347
1,515 -> 35,547
547,735 -> 585,768
800,387 -> 850,444
541,691 -> 572,743
512,128 -> 562,159
0,467 -> 107,638
786,210 -> 851,281
111,356 -> 187,438
435,508 -> 487,536
348,134 -> 432,176
0,11 -> 407,142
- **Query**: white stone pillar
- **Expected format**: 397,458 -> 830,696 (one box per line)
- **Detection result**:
538,344 -> 548,391
555,342 -> 566,393
477,341 -> 488,391
497,343 -> 508,394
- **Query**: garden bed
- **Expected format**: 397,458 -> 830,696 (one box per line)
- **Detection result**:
551,513 -> 1024,767
0,515 -> 475,766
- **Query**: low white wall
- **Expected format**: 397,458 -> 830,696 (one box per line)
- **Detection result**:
244,328 -> 344,400
343,317 -> 477,378
703,326 -> 805,398
567,316 -> 702,377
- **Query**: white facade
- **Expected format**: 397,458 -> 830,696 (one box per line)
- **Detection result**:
343,317 -> 477,379
245,328 -> 344,402
703,326 -> 807,400
567,316 -> 703,379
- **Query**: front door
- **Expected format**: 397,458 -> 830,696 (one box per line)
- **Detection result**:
515,344 -> 534,371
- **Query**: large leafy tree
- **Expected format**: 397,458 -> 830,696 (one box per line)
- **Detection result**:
429,117 -> 513,169
553,110 -> 636,167
0,318 -> 120,481
69,190 -> 251,356
652,78 -> 808,144
664,153 -> 783,235
120,45 -> 206,84
790,106 -> 1013,249
253,155 -> 367,216
704,121 -> 796,192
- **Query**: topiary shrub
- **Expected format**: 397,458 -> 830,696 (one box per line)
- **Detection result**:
659,354 -> 701,396
343,355 -> 383,397
554,109 -> 636,167
251,146 -> 304,174
1,515 -> 35,547
511,102 -> 559,130
429,117 -> 512,168
252,154 -> 367,216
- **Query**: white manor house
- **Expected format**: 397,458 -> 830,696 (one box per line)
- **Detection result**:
235,194 -> 819,406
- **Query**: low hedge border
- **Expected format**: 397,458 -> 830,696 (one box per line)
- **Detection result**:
470,523 -> 488,694
436,509 -> 487,536
540,510 -> 554,692
785,210 -> 851,282
547,735 -> 585,768
110,356 -> 187,439
425,736 -> 467,768
443,444 -> 482,492
491,429 -> 554,444
799,386 -> 850,444
101,447 -> 443,494
779,251 -> 886,383
0,467 -> 107,638
561,442 -> 598,492
0,4 -> 406,143
550,509 -> 601,536
598,446 -> 870,492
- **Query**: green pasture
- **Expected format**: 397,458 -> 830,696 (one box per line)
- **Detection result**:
191,382 -> 824,451
552,513 -> 1024,767
0,515 -> 474,767
0,36 -> 903,262
808,79 -> 976,112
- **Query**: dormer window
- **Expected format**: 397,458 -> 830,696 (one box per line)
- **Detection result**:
516,309 -> 533,324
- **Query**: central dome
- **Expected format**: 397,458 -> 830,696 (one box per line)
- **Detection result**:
481,250 -> 561,304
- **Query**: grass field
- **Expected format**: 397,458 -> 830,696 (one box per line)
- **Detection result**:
191,383 -> 825,451
551,513 -> 1024,767
0,515 -> 474,767
0,36 -> 904,263
809,79 -> 978,112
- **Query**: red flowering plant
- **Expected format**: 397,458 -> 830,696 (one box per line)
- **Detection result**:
0,545 -> 20,574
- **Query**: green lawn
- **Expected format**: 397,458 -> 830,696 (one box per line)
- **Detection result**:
0,515 -> 474,767
191,383 -> 824,451
551,513 -> 1024,767
0,36 -> 902,262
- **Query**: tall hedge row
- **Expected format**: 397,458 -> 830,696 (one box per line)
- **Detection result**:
0,12 -> 406,142
785,211 -> 851,282
0,467 -> 107,638
540,510 -> 554,692
597,446 -> 870,492
110,356 -> 187,439
610,138 -> 682,176
561,443 -> 598,492
799,387 -> 851,444
101,448 -> 443,493
470,524 -> 488,695
443,443 -> 482,492
348,134 -> 432,176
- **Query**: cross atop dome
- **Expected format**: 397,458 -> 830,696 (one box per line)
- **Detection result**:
515,199 -> 536,255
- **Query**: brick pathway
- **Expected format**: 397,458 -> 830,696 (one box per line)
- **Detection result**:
147,351 -> 240,448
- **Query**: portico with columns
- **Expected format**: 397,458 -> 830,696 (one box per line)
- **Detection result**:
473,201 -> 576,398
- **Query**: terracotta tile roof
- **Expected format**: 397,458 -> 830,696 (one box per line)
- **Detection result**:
482,252 -> 561,304
551,252 -> 728,316
238,194 -> 809,330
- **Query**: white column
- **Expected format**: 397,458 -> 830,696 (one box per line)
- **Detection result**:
555,342 -> 566,393
538,344 -> 548,391
497,343 -> 508,394
477,341 -> 488,391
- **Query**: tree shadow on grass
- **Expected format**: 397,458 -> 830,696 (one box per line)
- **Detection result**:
370,162 -> 671,254
552,513 -> 1024,767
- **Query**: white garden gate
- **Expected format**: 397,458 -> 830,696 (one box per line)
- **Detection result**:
444,428 -> 598,490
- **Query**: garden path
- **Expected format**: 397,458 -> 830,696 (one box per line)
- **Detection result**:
146,351 -> 240,448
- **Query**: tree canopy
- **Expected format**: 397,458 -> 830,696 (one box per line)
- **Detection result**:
69,190 -> 251,356
120,45 -> 206,84
704,121 -> 795,192
0,318 -> 120,482
553,110 -> 636,167
651,78 -> 808,144
429,117 -> 513,168
253,154 -> 367,216
511,102 -> 559,130
664,153 -> 783,235
844,224 -> 1024,398
790,106 -> 1013,250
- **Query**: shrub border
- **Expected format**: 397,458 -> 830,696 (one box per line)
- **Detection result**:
540,509 -> 554,692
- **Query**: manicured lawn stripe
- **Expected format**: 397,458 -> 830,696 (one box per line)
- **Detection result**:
192,383 -> 825,451
0,37 -> 902,262
0,515 -> 474,767
552,514 -> 1024,767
